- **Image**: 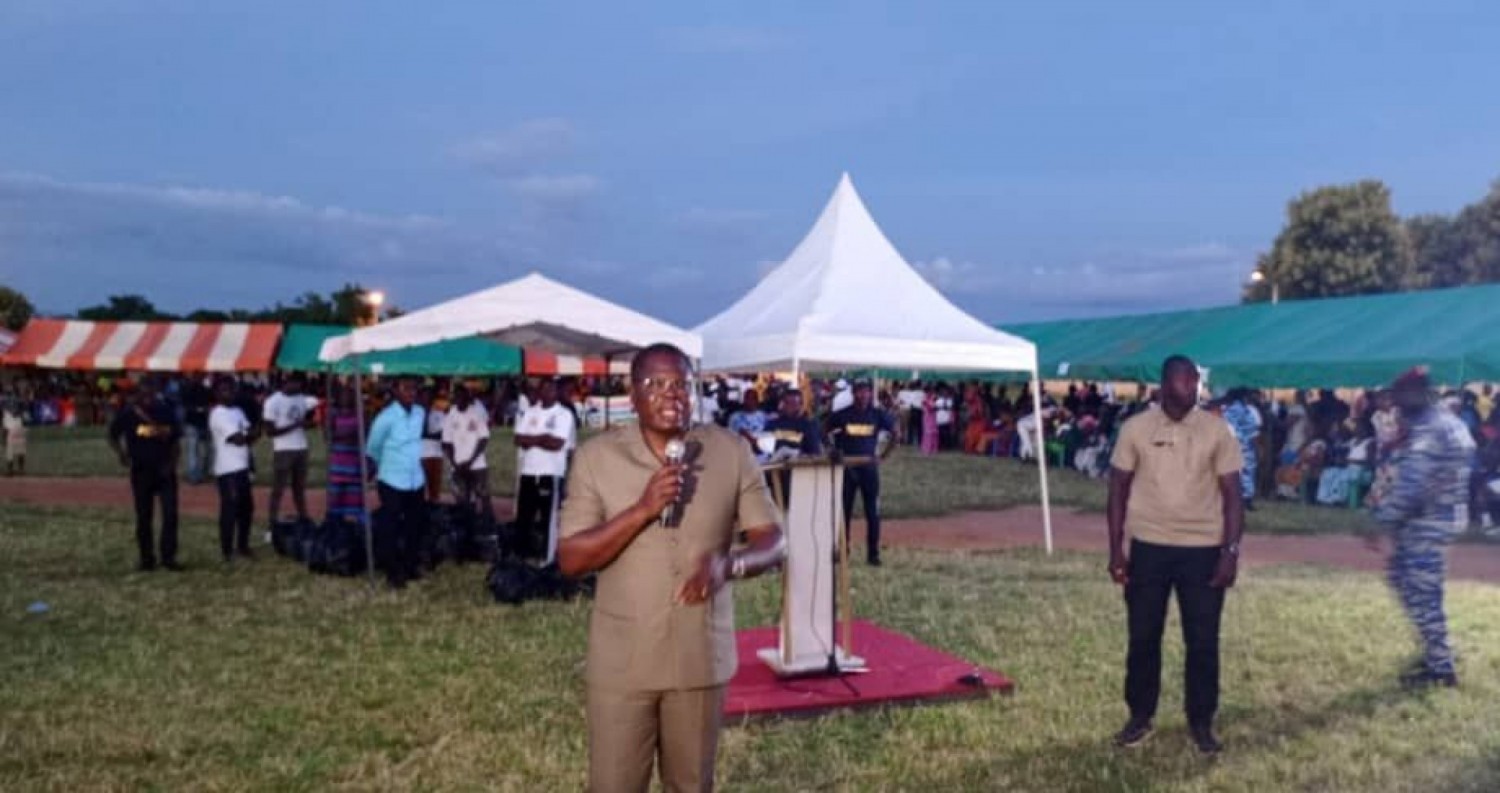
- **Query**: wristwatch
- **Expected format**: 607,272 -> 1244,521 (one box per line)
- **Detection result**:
1221,542 -> 1240,558
728,555 -> 748,580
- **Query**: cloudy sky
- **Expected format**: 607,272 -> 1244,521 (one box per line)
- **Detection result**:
2,1 -> 1498,326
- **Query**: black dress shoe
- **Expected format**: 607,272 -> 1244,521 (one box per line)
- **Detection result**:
1112,717 -> 1154,748
1190,724 -> 1223,755
137,559 -> 157,573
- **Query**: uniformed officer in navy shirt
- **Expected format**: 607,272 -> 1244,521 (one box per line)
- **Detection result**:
764,389 -> 823,456
107,378 -> 185,572
826,379 -> 894,565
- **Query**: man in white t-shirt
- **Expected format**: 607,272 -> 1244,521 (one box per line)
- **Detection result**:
935,386 -> 956,449
210,377 -> 256,562
514,378 -> 576,561
442,385 -> 493,523
262,374 -> 319,528
897,382 -> 925,446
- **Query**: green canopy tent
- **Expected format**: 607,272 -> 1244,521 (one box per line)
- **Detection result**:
276,324 -> 522,375
1004,284 -> 1500,389
870,284 -> 1500,389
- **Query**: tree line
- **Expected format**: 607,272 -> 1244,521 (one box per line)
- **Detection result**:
0,283 -> 397,332
1244,177 -> 1500,302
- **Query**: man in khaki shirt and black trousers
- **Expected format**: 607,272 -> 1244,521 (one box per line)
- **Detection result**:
559,343 -> 786,792
1107,355 -> 1244,756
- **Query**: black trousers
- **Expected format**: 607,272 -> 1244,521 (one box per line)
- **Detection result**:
377,483 -> 427,584
516,475 -> 560,560
130,466 -> 179,566
216,470 -> 254,558
906,409 -> 923,446
842,464 -> 881,562
1125,539 -> 1226,727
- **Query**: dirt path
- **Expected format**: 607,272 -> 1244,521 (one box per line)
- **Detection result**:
881,506 -> 1500,583
4,477 -> 1499,583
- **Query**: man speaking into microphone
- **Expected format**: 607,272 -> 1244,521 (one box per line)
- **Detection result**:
558,343 -> 785,793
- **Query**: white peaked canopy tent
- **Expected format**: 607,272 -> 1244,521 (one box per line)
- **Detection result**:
318,272 -> 703,586
695,173 -> 1053,552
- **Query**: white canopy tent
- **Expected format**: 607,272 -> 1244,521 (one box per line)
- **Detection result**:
318,272 -> 703,585
695,173 -> 1053,552
321,271 -> 702,363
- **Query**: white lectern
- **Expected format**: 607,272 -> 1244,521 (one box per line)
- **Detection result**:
756,456 -> 869,677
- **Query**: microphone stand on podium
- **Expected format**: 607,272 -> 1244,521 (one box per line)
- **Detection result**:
757,452 -> 871,688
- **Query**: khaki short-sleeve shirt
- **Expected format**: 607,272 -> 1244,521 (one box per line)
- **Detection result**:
1110,407 -> 1243,547
560,424 -> 782,692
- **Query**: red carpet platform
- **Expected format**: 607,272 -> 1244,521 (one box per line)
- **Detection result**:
724,621 -> 1014,722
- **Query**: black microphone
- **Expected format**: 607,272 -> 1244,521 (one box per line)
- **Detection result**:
661,438 -> 686,527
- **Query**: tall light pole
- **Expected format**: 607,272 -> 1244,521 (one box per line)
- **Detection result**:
1250,269 -> 1279,305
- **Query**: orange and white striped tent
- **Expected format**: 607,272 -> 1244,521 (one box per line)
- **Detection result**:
522,350 -> 631,377
1,319 -> 282,372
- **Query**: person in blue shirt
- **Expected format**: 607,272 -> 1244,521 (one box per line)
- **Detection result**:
726,389 -> 769,450
827,379 -> 894,566
366,376 -> 428,588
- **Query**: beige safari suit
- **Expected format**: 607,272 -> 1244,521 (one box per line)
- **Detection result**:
560,424 -> 780,793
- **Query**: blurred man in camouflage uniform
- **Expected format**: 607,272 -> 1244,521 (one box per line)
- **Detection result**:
1221,389 -> 1263,510
1370,367 -> 1473,689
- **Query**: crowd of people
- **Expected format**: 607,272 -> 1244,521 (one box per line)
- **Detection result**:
62,371 -> 581,585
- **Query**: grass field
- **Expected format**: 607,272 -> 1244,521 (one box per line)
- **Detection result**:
2,503 -> 1497,791
16,426 -> 1379,536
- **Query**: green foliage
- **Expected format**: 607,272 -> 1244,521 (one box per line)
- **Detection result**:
1249,181 -> 1413,302
1253,177 -> 1500,303
1453,181 -> 1500,283
1405,214 -> 1467,289
77,294 -> 174,321
0,284 -> 35,330
75,282 -> 385,325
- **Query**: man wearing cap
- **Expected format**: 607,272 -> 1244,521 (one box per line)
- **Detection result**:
558,343 -> 785,793
827,378 -> 894,566
515,377 -> 575,562
1369,367 -> 1474,689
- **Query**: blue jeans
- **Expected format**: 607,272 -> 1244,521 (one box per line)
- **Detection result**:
183,425 -> 207,484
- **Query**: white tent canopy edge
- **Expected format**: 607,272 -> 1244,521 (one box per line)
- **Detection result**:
321,271 -> 702,363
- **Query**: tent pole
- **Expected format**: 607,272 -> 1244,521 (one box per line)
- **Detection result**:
1030,366 -> 1054,556
604,353 -> 613,429
353,358 -> 377,590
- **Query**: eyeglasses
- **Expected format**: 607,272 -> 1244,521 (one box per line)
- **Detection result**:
635,377 -> 690,396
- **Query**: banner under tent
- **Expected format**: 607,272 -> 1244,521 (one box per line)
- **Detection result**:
694,173 -> 1054,553
1,319 -> 282,372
